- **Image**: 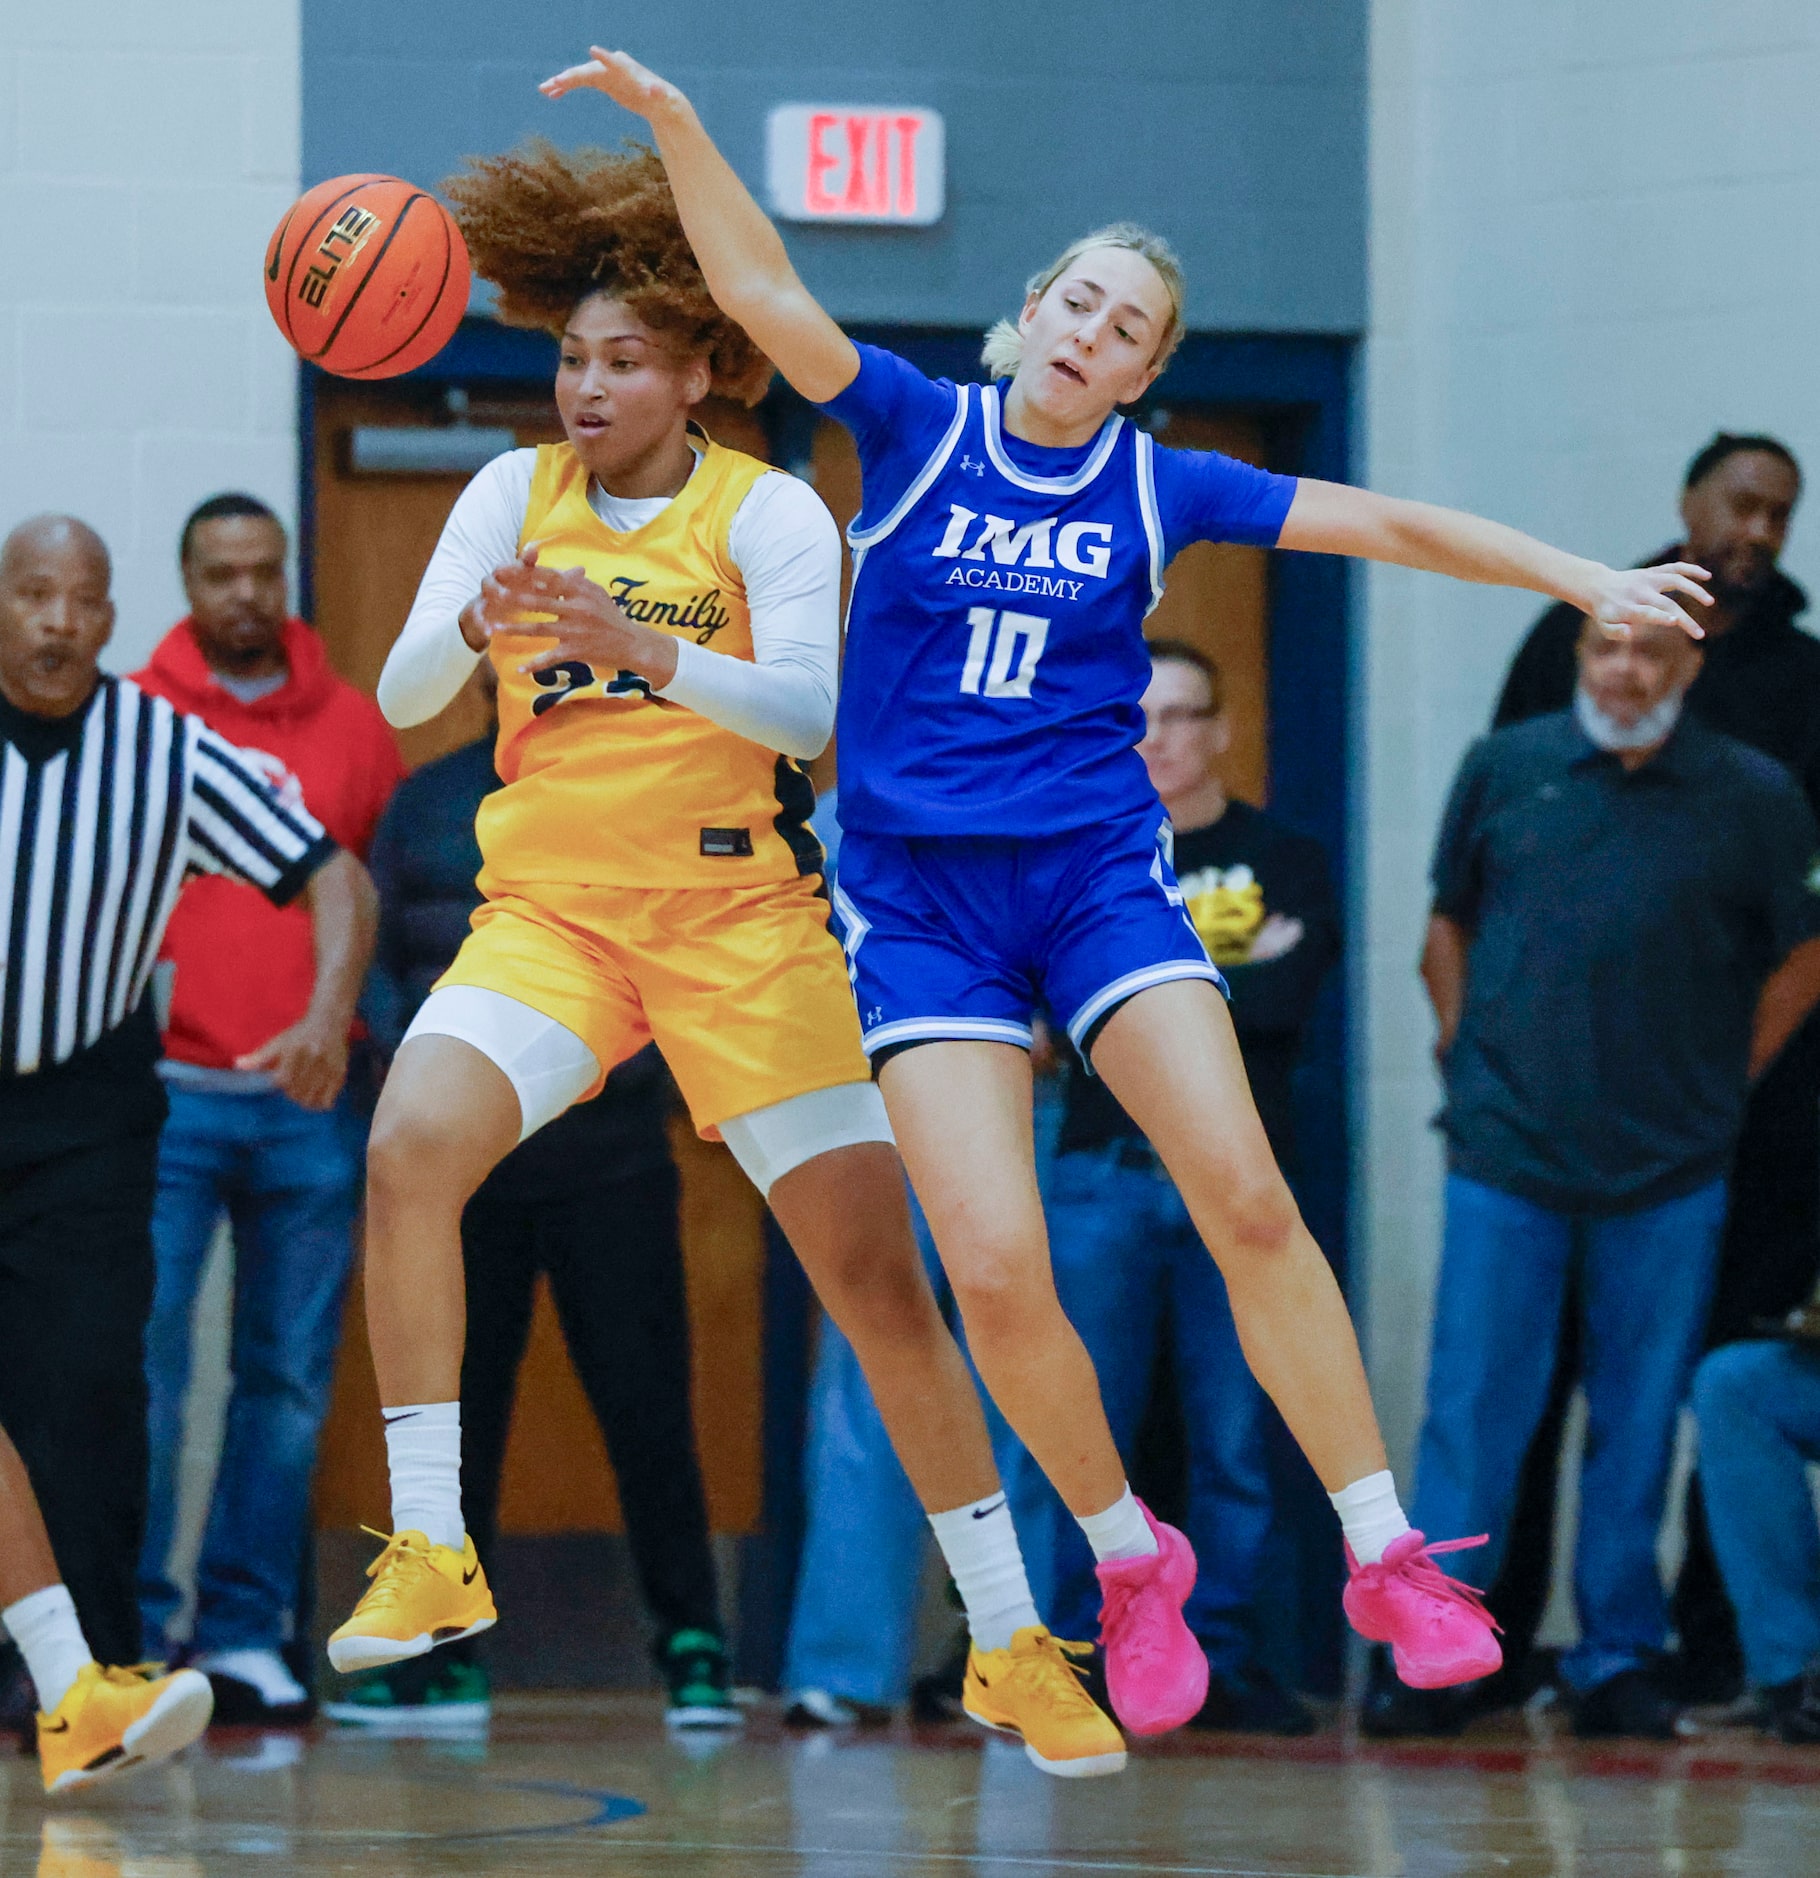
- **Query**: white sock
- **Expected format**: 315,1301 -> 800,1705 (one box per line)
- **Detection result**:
383,1401 -> 465,1551
927,1494 -> 1043,1653
1075,1484 -> 1159,1565
1329,1470 -> 1412,1565
3,1585 -> 94,1713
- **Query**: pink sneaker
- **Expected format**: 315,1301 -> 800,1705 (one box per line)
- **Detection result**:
1094,1499 -> 1209,1736
1343,1530 -> 1503,1690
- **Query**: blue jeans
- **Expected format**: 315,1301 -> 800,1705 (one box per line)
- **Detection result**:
783,1208 -> 1030,1704
782,1090 -> 1061,1706
1693,1340 -> 1820,1689
139,1086 -> 363,1653
1411,1172 -> 1726,1693
1002,1141 -> 1274,1671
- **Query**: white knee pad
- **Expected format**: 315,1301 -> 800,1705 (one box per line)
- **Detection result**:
719,1080 -> 895,1197
402,986 -> 600,1142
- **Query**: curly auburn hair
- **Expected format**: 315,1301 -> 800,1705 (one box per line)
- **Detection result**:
442,139 -> 773,407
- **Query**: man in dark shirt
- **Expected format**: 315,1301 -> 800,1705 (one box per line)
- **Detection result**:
1490,434 -> 1816,1700
331,695 -> 735,1732
1015,640 -> 1340,1734
1379,614 -> 1820,1741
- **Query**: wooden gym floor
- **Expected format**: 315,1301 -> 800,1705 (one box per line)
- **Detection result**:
5,1696 -> 1820,1876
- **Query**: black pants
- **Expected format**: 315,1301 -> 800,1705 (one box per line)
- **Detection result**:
1488,1022 -> 1820,1689
458,1160 -> 721,1643
0,1131 -> 158,1665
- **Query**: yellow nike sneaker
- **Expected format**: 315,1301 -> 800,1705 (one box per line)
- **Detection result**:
963,1626 -> 1127,1778
327,1529 -> 495,1673
37,1662 -> 214,1793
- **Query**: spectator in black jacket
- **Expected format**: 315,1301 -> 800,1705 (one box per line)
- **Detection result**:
1488,434 -> 1814,1704
330,689 -> 734,1732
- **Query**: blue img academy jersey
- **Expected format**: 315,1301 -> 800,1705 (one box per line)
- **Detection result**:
819,345 -> 1297,839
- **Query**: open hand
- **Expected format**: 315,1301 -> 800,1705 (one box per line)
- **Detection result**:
1588,562 -> 1712,641
460,543 -> 558,650
237,1012 -> 348,1111
539,46 -> 683,121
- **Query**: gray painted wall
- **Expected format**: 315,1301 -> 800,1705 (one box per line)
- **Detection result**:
303,0 -> 1364,335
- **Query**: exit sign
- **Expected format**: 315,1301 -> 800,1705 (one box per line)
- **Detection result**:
766,105 -> 945,226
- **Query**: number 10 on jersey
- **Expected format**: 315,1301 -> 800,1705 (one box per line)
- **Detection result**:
960,607 -> 1050,700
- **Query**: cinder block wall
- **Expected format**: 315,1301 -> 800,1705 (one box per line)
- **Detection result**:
0,1 -> 302,672
1361,0 -> 1820,1474
301,0 -> 1366,336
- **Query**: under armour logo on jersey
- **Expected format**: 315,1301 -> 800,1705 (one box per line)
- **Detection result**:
958,454 -> 986,476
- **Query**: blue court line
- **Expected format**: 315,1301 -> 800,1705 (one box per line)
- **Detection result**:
428,1776 -> 647,1841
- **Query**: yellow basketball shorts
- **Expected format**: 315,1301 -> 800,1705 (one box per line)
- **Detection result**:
433,873 -> 870,1135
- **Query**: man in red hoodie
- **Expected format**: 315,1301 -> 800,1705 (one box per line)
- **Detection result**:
133,494 -> 402,1724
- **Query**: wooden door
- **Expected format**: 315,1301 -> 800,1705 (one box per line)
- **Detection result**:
1138,410 -> 1272,805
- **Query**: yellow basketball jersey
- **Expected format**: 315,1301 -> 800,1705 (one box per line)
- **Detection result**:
476,436 -> 823,893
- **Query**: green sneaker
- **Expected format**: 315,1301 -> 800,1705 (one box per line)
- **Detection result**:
322,1652 -> 491,1732
660,1629 -> 742,1730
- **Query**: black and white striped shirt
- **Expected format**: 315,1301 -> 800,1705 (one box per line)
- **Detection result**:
1,675 -> 333,1081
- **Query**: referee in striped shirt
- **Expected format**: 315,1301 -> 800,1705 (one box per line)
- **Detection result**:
0,515 -> 375,1673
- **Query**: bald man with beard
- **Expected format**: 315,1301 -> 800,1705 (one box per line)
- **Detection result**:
0,516 -> 371,1727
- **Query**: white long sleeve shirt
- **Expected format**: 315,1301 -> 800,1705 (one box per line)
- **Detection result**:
377,448 -> 842,760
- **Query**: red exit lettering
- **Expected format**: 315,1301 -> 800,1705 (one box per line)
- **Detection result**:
804,111 -> 921,218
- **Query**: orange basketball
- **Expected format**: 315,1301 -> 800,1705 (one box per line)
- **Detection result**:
264,174 -> 471,380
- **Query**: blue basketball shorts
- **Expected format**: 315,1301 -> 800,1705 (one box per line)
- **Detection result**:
830,808 -> 1226,1064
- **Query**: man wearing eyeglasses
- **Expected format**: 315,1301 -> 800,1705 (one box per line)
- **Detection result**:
1007,638 -> 1341,1733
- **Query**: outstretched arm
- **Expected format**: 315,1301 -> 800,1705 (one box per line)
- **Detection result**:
1279,479 -> 1712,638
542,47 -> 859,403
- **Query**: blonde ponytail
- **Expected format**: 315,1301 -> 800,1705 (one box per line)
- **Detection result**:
980,223 -> 1187,381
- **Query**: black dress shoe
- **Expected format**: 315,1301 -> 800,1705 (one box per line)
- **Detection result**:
0,1656 -> 35,1754
910,1639 -> 970,1724
204,1671 -> 316,1728
1761,1671 -> 1820,1745
1358,1645 -> 1474,1738
1570,1667 -> 1681,1740
1190,1661 -> 1317,1736
783,1689 -> 892,1729
1462,1644 -> 1561,1718
1660,1647 -> 1744,1707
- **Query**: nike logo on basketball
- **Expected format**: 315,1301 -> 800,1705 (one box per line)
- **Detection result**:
971,1496 -> 1007,1520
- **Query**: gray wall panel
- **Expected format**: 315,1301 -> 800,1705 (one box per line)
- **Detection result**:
304,0 -> 1364,334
